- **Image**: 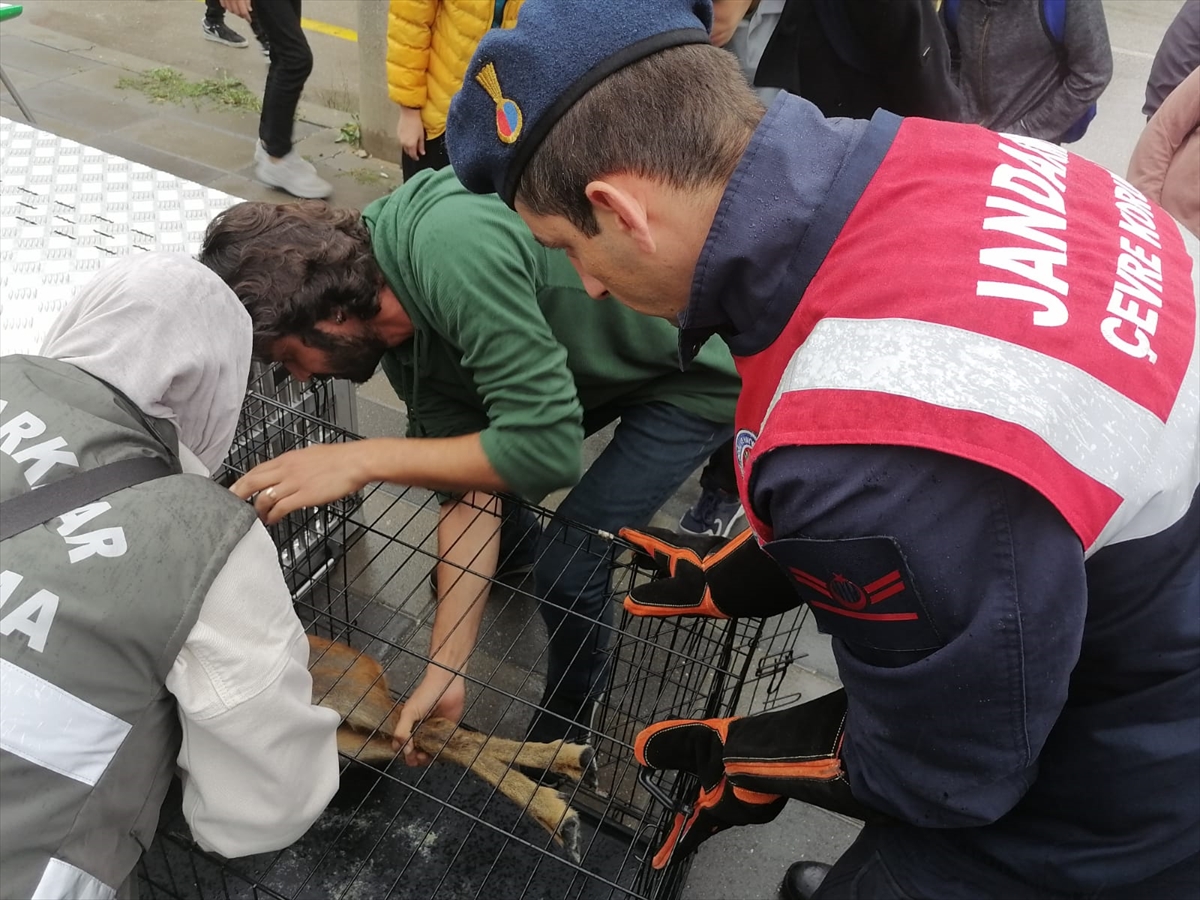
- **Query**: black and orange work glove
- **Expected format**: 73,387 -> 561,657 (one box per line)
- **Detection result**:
633,717 -> 786,869
618,526 -> 802,619
635,689 -> 882,868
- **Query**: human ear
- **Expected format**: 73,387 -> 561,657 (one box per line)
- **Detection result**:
584,180 -> 656,254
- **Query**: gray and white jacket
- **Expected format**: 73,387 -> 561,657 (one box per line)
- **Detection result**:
946,0 -> 1113,141
0,356 -> 340,899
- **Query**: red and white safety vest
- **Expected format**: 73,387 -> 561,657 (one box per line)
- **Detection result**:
733,120 -> 1200,555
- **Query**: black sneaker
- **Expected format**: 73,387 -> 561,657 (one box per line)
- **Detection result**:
679,484 -> 747,538
202,19 -> 248,48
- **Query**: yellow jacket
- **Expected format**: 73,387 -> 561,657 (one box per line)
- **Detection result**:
387,0 -> 523,141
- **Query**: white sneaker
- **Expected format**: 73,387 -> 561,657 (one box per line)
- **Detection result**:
254,143 -> 332,199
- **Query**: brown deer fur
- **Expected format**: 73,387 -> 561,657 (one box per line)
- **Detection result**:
306,635 -> 592,860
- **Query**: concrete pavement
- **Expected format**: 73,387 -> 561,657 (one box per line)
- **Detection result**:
12,0 -> 362,112
0,1 -> 1190,898
0,1 -> 391,209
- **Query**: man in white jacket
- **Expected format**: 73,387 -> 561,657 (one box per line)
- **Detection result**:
0,252 -> 340,899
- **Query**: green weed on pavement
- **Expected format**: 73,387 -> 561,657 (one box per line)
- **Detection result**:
117,67 -> 261,113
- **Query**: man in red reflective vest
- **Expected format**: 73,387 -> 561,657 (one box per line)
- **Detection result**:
445,1 -> 1200,897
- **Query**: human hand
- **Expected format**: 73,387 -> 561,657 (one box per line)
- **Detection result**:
222,0 -> 253,22
709,0 -> 752,48
397,107 -> 425,161
392,670 -> 466,766
229,443 -> 369,525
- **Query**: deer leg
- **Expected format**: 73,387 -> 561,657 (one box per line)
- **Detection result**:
337,708 -> 592,787
408,724 -> 595,787
465,734 -> 596,785
336,716 -> 583,860
413,720 -> 582,861
335,727 -> 399,764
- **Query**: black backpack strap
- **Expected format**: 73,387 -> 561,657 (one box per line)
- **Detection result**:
0,456 -> 174,543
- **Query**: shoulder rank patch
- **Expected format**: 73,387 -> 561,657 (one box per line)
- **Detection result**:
762,535 -> 942,653
476,62 -> 523,144
734,428 -> 757,474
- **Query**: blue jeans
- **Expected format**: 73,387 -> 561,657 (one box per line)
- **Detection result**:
510,402 -> 732,705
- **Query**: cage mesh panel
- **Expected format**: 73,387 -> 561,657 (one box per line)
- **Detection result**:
143,370 -> 810,900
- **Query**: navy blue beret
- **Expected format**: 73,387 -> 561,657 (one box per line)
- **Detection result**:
447,0 -> 714,207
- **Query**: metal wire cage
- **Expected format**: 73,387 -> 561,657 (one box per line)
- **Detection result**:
137,373 -> 809,900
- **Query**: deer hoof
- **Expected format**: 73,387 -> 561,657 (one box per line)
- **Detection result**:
577,744 -> 598,789
557,806 -> 582,863
552,740 -> 597,785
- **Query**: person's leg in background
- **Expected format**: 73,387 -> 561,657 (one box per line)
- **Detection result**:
497,496 -> 540,573
252,0 -> 331,199
679,437 -> 747,537
249,12 -> 272,60
426,493 -> 540,596
401,134 -> 452,182
527,403 -> 733,743
202,0 -> 247,47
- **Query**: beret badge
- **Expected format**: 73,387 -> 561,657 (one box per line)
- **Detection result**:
476,62 -> 523,145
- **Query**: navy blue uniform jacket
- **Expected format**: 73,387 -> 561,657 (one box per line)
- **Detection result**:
678,93 -> 1200,890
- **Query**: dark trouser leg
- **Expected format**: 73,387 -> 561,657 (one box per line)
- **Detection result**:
812,823 -> 1200,899
250,14 -> 269,48
812,825 -> 1029,899
401,133 -> 451,181
698,437 -> 738,494
499,497 -> 541,570
255,0 -> 311,158
204,0 -> 225,24
1097,850 -> 1200,900
809,827 -> 916,900
534,403 -> 732,719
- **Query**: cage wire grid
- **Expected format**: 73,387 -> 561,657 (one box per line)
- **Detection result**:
137,367 -> 810,900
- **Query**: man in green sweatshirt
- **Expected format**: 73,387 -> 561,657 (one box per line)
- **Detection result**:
199,168 -> 739,757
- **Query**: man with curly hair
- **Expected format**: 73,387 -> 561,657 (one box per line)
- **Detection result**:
198,168 -> 740,756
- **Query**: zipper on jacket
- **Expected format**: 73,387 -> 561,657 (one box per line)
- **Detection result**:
979,9 -> 992,122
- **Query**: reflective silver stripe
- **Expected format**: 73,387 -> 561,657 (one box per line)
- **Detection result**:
762,315 -> 1199,549
1098,220 -> 1200,547
765,316 -> 1168,490
0,658 -> 131,786
31,857 -> 116,900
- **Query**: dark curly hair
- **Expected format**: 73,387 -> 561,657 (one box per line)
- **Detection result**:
198,201 -> 383,357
